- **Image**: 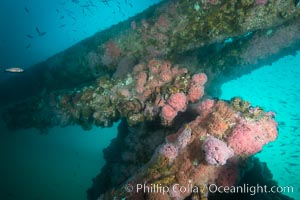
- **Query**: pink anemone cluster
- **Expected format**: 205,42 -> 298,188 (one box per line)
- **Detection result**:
228,118 -> 278,155
202,136 -> 234,165
161,92 -> 187,122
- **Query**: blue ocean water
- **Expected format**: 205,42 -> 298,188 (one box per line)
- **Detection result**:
221,51 -> 300,200
0,121 -> 118,200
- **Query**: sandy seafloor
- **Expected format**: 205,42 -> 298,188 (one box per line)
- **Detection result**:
0,51 -> 299,200
221,51 -> 300,200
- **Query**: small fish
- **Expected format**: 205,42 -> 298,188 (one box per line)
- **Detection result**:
291,117 -> 300,121
36,26 -> 46,36
278,121 -> 285,126
67,13 -> 76,20
72,0 -> 80,3
291,126 -> 299,132
284,167 -> 292,174
89,0 -> 95,7
5,67 -> 24,73
59,15 -> 64,19
24,6 -> 30,14
59,24 -> 66,28
56,8 -> 60,13
26,34 -> 34,39
39,32 -> 46,36
35,26 -> 41,34
25,44 -> 31,49
287,163 -> 299,166
101,0 -> 111,6
65,9 -> 74,14
279,100 -> 287,104
280,152 -> 286,155
86,7 -> 94,15
296,0 -> 300,7
129,3 -> 133,7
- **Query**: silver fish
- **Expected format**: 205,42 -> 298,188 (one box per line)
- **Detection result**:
5,67 -> 24,73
